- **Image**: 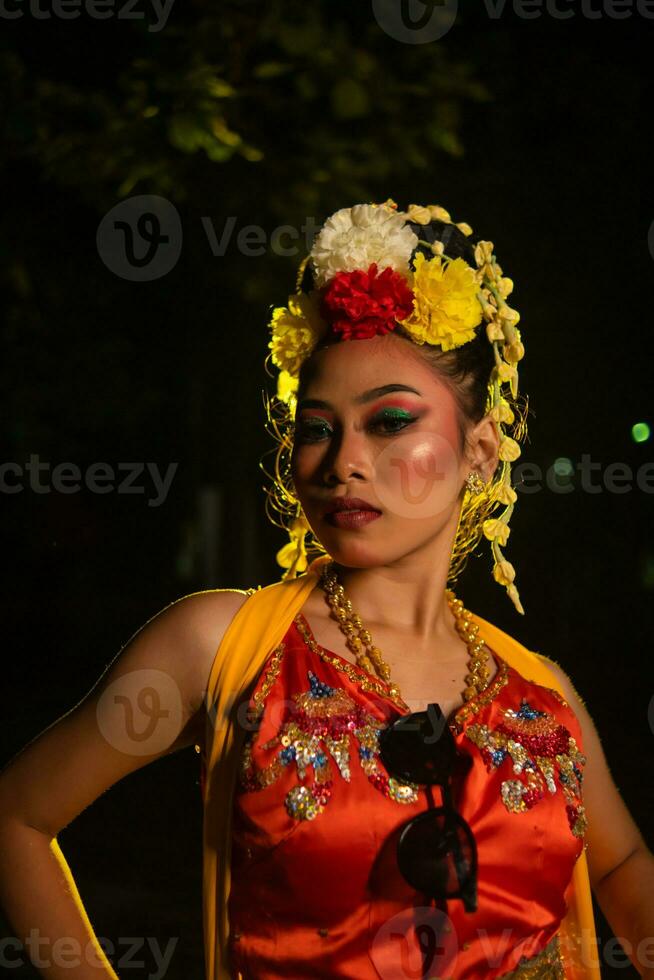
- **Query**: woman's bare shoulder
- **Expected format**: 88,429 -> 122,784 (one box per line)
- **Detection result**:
167,588 -> 253,698
94,587 -> 256,751
0,587 -> 256,836
174,587 -> 253,631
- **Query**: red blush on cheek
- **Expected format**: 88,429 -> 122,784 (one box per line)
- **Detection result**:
373,424 -> 462,523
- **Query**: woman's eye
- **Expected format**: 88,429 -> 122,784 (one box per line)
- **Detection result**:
296,421 -> 332,442
372,413 -> 416,433
296,412 -> 416,443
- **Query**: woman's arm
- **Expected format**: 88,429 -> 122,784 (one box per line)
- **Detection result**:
541,656 -> 654,979
0,588 -> 249,980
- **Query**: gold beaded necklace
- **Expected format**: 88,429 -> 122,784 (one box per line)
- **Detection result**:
319,561 -> 491,712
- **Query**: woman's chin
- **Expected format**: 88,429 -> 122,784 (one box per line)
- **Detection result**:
316,534 -> 388,569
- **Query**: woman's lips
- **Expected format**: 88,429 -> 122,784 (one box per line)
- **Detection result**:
325,509 -> 382,529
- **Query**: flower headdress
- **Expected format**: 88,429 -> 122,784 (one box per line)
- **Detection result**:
264,200 -> 527,614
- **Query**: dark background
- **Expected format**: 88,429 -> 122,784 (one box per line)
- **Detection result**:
1,1 -> 652,977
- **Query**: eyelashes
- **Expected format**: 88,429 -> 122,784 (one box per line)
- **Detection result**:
295,411 -> 419,443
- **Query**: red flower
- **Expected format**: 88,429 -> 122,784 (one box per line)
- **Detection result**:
320,263 -> 414,341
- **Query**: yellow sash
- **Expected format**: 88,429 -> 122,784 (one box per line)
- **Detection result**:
202,554 -> 602,979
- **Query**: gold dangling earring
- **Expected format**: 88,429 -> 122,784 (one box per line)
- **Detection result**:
465,470 -> 486,495
276,513 -> 310,581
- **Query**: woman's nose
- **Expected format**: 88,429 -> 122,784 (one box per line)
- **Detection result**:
323,428 -> 372,485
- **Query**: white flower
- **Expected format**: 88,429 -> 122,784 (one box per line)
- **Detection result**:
309,203 -> 418,288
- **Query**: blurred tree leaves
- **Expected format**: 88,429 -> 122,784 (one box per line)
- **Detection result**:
2,0 -> 488,224
0,0 -> 490,463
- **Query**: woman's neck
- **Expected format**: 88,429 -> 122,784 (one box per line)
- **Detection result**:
329,559 -> 460,649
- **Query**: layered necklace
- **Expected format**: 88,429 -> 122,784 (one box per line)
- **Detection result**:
318,561 -> 491,713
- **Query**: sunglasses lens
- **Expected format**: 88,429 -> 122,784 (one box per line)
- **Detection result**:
397,809 -> 477,912
378,704 -> 459,784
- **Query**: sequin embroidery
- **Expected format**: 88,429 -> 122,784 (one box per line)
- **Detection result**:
239,669 -> 421,819
464,698 -> 587,838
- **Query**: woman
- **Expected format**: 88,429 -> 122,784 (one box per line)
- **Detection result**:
0,201 -> 652,980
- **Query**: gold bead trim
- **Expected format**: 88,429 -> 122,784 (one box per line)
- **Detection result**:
249,641 -> 287,719
295,611 -> 510,734
450,659 -> 510,734
497,933 -> 564,978
293,613 -> 410,711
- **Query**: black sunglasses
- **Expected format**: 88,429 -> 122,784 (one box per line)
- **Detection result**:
377,702 -> 478,914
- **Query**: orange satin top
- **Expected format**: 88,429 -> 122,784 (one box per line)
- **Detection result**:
223,611 -> 588,979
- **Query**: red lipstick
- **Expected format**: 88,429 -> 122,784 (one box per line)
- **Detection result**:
324,496 -> 382,529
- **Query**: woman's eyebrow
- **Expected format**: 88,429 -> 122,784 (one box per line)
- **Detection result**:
297,383 -> 423,411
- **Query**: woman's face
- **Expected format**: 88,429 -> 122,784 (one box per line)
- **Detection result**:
290,333 -> 487,569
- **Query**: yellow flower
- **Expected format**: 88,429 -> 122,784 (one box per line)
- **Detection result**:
406,204 -> 432,225
498,277 -> 514,298
290,514 -> 310,535
482,519 -> 511,546
504,340 -> 525,364
268,291 -> 327,376
493,559 -> 516,586
398,252 -> 483,352
275,540 -> 308,575
489,399 -> 515,425
506,582 -> 525,615
501,305 -> 520,325
276,369 -> 298,406
428,205 -> 452,223
495,361 -> 517,386
498,436 -> 521,462
474,241 -> 494,266
275,515 -> 311,575
494,481 -> 518,505
486,321 -> 504,342
456,221 -> 473,236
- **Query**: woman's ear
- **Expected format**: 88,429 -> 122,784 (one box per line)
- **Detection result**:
466,415 -> 501,483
